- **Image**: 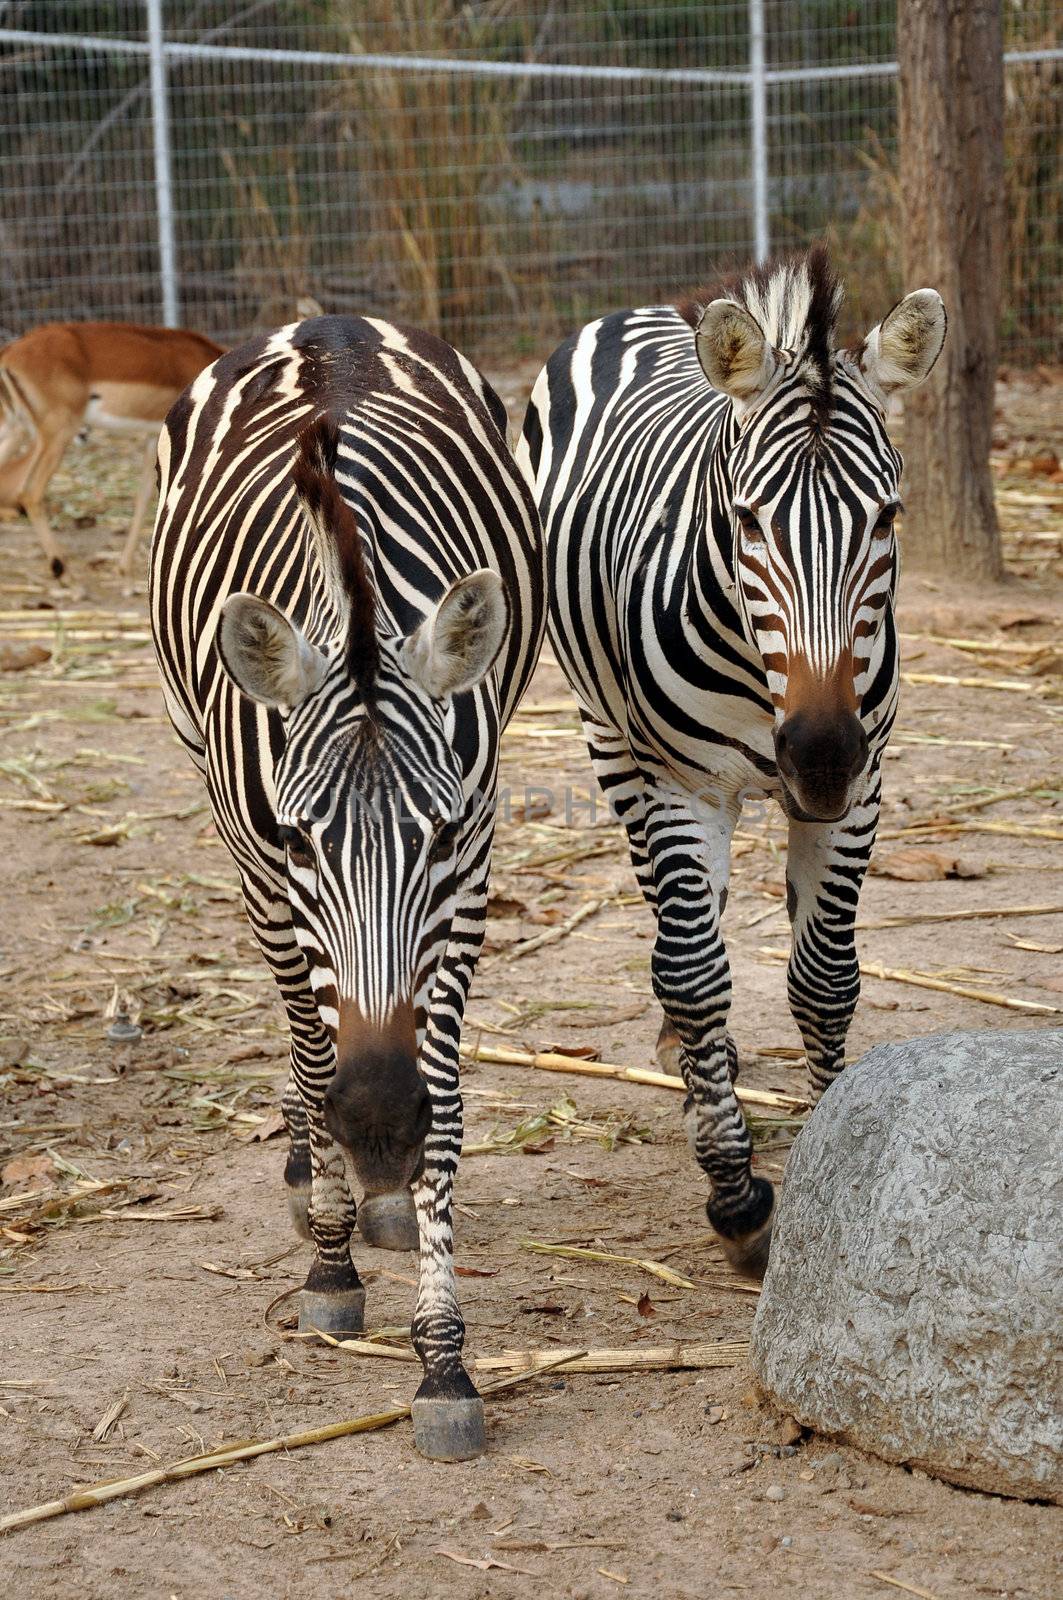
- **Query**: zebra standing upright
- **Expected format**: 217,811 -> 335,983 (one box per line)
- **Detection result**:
518,248 -> 945,1274
151,316 -> 545,1460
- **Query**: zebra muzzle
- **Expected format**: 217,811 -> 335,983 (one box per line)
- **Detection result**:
774,709 -> 868,822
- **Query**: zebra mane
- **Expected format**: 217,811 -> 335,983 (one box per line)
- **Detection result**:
678,244 -> 843,423
292,414 -> 380,693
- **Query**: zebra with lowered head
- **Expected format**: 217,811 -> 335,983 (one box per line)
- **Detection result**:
517,247 -> 945,1276
151,316 -> 545,1460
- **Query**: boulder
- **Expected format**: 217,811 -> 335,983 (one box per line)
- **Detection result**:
751,1028 -> 1063,1502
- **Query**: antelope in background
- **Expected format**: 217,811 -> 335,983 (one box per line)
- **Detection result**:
0,321 -> 224,578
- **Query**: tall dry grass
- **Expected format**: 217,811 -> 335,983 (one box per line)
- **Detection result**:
333,0 -> 537,350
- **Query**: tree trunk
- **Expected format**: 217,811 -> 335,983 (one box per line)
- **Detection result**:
897,0 -> 1005,579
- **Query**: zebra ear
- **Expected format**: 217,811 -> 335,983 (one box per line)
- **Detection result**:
694,299 -> 778,406
400,570 -> 509,700
860,289 -> 946,398
216,593 -> 328,708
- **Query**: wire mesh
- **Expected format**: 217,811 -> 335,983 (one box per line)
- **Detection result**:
0,2 -> 1059,362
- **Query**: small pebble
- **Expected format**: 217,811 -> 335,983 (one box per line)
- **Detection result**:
780,1536 -> 793,1549
765,1485 -> 785,1503
777,1416 -> 804,1446
704,1405 -> 724,1424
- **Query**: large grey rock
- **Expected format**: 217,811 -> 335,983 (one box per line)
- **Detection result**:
751,1029 -> 1063,1502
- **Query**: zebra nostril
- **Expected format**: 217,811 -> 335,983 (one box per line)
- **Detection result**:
853,723 -> 870,775
410,1085 -> 433,1145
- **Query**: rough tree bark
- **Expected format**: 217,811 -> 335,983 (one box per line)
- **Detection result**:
897,0 -> 1005,579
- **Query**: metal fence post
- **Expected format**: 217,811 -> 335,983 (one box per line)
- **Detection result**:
146,0 -> 179,326
749,0 -> 769,263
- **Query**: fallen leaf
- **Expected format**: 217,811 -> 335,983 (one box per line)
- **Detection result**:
487,894 -> 526,918
998,609 -> 1052,630
520,1136 -> 556,1154
249,1110 -> 286,1143
636,1291 -> 656,1318
454,1264 -> 499,1278
0,643 -> 50,672
526,907 -> 564,925
508,795 -> 553,823
1029,450 -> 1060,476
848,1498 -> 899,1517
542,1044 -> 601,1060
1005,935 -> 1063,955
519,1301 -> 565,1315
870,848 -> 983,882
1,1152 -> 57,1189
433,1547 -> 536,1575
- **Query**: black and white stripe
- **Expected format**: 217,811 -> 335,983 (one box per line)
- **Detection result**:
151,315 -> 545,1454
518,249 -> 945,1273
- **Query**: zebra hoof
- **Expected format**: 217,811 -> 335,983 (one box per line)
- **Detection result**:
297,1286 -> 365,1338
287,1184 -> 312,1241
359,1190 -> 419,1252
719,1212 -> 774,1280
709,1177 -> 774,1280
411,1396 -> 486,1462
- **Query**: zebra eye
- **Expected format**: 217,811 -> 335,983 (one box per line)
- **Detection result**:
874,503 -> 900,534
278,825 -> 314,869
734,505 -> 763,540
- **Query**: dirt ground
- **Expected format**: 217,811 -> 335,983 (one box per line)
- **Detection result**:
1,367 -> 1061,1600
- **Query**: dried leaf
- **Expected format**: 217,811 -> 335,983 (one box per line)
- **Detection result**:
454,1265 -> 499,1279
870,848 -> 983,882
636,1292 -> 656,1318
248,1111 -> 286,1143
1,1153 -> 57,1190
0,643 -> 50,672
487,894 -> 526,918
541,1044 -> 601,1061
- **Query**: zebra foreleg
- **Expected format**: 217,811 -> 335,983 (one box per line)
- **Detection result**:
644,790 -> 773,1277
785,775 -> 880,1101
281,1073 -> 311,1240
409,883 -> 490,1461
271,965 -> 365,1333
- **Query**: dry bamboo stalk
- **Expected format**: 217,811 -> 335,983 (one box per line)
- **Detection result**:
485,898 -> 608,968
474,1341 -> 748,1376
0,1350 -> 587,1535
880,819 -> 1063,843
464,1043 -> 807,1113
759,947 -> 1060,1015
521,1240 -> 695,1287
900,670 -> 1045,695
311,1333 -> 418,1362
947,820 -> 1063,842
869,1573 -> 942,1600
870,784 -> 1043,844
0,1408 -> 409,1533
898,632 -> 1039,655
856,903 -> 1063,930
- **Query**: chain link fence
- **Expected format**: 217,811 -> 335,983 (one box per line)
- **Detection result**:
1,2 -> 1060,363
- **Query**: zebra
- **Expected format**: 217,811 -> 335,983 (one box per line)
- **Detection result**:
517,247 -> 945,1276
150,315 -> 545,1460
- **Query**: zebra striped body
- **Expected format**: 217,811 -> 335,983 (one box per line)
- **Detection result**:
518,252 -> 945,1269
151,315 -> 544,1455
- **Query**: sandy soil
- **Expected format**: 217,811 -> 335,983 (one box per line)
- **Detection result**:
0,369 -> 1061,1599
